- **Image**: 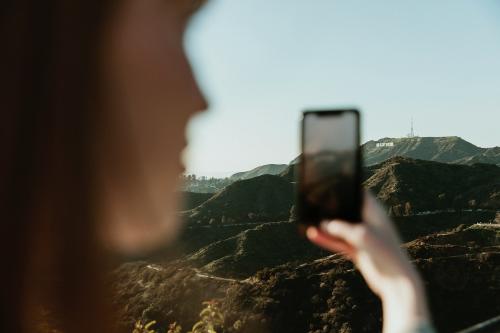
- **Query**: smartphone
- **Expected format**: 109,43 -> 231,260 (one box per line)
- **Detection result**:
298,109 -> 363,226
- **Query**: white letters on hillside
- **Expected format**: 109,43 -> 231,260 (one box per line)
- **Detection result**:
376,142 -> 394,148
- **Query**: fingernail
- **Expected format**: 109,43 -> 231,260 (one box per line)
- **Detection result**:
319,220 -> 330,231
321,220 -> 342,234
306,227 -> 318,239
320,220 -> 337,231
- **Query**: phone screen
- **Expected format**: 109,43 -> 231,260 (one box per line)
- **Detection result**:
299,110 -> 362,225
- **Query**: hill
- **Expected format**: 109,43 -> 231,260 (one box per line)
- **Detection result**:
179,209 -> 497,279
179,191 -> 213,210
184,174 -> 294,226
114,224 -> 500,333
219,224 -> 500,333
363,136 -> 500,166
184,222 -> 328,278
364,156 -> 500,216
229,164 -> 288,181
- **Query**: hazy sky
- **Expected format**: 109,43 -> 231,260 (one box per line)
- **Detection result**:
183,0 -> 500,177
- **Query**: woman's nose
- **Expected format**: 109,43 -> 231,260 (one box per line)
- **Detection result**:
189,78 -> 209,116
194,89 -> 209,114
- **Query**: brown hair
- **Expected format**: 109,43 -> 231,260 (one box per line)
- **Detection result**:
0,1 -> 118,332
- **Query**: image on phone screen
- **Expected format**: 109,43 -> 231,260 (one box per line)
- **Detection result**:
299,110 -> 362,225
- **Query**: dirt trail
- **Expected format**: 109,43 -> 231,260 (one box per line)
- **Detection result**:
144,263 -> 252,284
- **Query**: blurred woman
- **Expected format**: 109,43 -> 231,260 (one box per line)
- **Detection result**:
0,1 -> 433,332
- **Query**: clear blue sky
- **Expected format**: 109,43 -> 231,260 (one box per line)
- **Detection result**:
183,0 -> 500,177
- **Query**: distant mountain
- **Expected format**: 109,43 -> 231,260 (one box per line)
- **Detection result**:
454,146 -> 500,165
363,136 -> 500,166
288,136 -> 500,168
364,156 -> 500,216
181,177 -> 232,194
184,174 -> 294,225
229,164 -> 288,181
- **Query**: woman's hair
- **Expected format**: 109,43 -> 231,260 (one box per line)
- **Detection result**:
0,1 -> 118,332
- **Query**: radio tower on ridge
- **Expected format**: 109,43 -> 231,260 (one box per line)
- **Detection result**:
408,117 -> 415,138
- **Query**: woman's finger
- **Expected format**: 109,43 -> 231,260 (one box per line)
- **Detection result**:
306,226 -> 355,257
362,190 -> 388,228
319,219 -> 367,248
362,190 -> 404,244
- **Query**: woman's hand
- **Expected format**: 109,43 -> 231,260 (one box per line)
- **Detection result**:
306,192 -> 432,333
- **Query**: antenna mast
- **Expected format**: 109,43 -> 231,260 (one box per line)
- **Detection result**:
407,117 -> 416,138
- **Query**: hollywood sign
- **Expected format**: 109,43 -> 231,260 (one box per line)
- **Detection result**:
376,142 -> 394,148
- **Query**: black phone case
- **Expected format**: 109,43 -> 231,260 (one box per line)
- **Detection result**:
297,109 -> 363,227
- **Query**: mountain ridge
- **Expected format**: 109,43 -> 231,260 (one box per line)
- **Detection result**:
229,164 -> 288,181
287,136 -> 500,168
362,136 -> 500,166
